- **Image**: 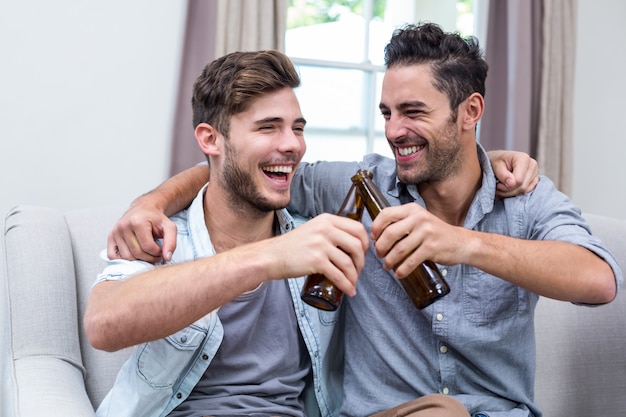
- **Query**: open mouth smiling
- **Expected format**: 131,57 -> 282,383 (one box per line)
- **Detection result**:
397,144 -> 425,157
262,165 -> 293,182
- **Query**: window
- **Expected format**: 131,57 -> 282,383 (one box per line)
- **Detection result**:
285,0 -> 481,162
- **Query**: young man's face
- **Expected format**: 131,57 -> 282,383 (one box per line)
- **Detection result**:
379,64 -> 462,185
217,87 -> 307,214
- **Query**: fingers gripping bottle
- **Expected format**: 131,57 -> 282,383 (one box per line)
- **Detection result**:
300,183 -> 365,311
351,169 -> 450,309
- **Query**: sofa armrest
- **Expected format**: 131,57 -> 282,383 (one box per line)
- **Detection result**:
7,357 -> 95,417
2,206 -> 96,416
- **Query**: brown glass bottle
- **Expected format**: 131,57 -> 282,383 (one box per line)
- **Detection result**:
300,183 -> 365,311
351,169 -> 450,309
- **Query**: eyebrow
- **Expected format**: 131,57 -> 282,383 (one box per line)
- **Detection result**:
379,100 -> 429,111
253,116 -> 307,126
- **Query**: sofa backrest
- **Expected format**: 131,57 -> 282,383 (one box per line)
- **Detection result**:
63,206 -> 134,405
4,206 -> 625,416
534,213 -> 626,416
2,205 -> 132,412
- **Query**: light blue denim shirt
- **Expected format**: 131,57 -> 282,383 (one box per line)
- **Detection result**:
288,144 -> 623,417
94,185 -> 343,417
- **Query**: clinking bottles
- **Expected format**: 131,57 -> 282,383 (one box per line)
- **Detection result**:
300,183 -> 365,311
351,169 -> 450,309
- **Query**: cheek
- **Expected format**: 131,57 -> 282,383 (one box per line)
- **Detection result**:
300,136 -> 307,154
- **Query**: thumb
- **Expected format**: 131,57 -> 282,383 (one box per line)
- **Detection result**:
501,173 -> 514,189
160,221 -> 178,262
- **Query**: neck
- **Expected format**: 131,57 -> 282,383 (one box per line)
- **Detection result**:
203,183 -> 276,253
418,150 -> 482,227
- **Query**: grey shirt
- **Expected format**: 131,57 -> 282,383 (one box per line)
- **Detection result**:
95,186 -> 334,417
288,144 -> 623,417
168,279 -> 309,417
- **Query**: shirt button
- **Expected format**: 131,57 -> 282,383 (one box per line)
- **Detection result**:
442,387 -> 450,395
436,313 -> 444,321
440,345 -> 448,354
180,336 -> 187,343
202,354 -> 209,360
176,392 -> 182,399
441,269 -> 448,277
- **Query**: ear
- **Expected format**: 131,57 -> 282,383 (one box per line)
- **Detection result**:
195,123 -> 221,156
460,92 -> 484,131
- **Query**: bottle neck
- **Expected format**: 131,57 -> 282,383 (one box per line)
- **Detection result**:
352,171 -> 389,220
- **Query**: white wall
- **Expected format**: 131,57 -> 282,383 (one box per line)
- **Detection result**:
571,0 -> 626,220
0,0 -> 187,403
0,0 -> 187,220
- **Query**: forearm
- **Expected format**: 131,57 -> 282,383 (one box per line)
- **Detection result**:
464,231 -> 617,304
136,164 -> 209,217
91,212 -> 369,351
85,244 -> 278,352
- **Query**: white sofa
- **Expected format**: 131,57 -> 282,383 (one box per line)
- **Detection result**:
2,205 -> 625,416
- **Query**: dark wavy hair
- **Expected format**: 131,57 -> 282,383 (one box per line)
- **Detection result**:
384,22 -> 488,111
191,50 -> 301,137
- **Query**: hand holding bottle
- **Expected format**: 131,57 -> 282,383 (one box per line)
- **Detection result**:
301,183 -> 366,310
368,201 -> 470,278
280,212 -> 368,302
352,170 -> 449,309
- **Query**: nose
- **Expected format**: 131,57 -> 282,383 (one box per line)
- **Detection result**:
384,114 -> 408,141
278,128 -> 306,154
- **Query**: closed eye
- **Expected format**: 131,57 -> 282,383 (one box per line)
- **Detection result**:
405,109 -> 425,117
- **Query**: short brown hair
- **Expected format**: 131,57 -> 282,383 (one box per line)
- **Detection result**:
191,50 -> 301,137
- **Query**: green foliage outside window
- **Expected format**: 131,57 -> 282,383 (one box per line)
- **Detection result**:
289,1 -> 475,33
288,0 -> 387,29
457,0 -> 473,14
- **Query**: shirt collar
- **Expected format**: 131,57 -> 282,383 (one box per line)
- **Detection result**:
187,183 -> 297,258
390,143 -> 498,226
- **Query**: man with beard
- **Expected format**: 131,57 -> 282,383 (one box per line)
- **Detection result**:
84,50 -> 372,417
292,23 -> 620,417
102,23 -> 622,417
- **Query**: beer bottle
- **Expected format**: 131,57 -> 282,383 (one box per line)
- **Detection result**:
351,169 -> 450,309
300,183 -> 365,311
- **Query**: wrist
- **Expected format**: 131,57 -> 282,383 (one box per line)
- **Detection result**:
129,191 -> 170,217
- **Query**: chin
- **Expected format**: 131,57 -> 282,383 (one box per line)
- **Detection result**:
266,192 -> 290,211
395,165 -> 413,182
396,168 -> 427,185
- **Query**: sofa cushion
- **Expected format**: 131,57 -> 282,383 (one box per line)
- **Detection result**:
534,213 -> 626,416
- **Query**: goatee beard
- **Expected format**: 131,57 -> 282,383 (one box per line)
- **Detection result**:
219,145 -> 287,217
396,119 -> 461,185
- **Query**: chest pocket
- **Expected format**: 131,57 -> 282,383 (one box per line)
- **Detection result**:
461,265 -> 520,323
136,324 -> 209,388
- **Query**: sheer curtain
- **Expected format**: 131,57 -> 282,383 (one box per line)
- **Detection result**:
479,0 -> 577,194
537,0 -> 576,195
479,0 -> 542,157
169,0 -> 289,176
215,0 -> 288,57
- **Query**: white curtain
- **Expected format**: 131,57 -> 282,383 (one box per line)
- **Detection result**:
480,0 -> 577,194
537,0 -> 577,195
170,0 -> 289,176
214,0 -> 289,56
480,0 -> 542,158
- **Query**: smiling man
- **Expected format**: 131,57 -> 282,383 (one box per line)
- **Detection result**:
97,23 -> 618,417
83,50 -> 370,417
288,24 -> 621,417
